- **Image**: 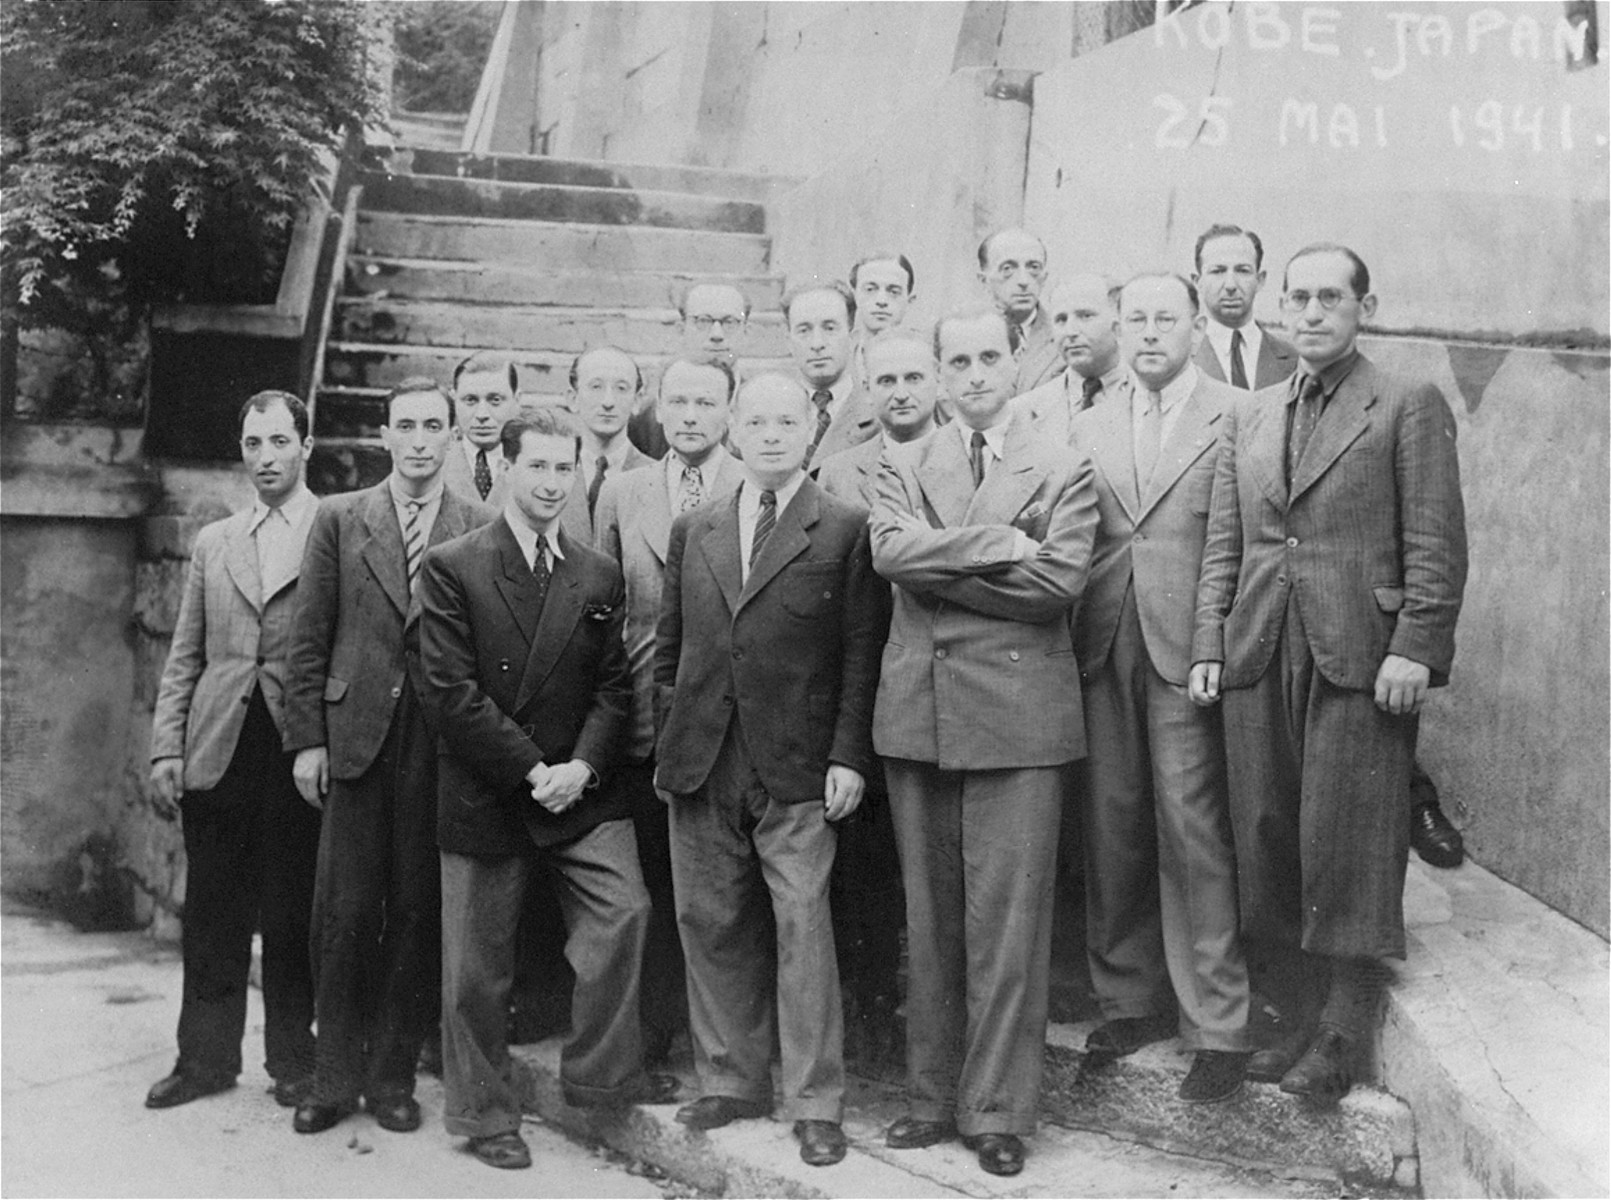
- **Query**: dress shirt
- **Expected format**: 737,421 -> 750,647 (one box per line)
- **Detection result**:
737,472 -> 806,584
579,437 -> 634,494
502,510 -> 566,574
664,445 -> 730,511
249,484 -> 316,602
954,416 -> 1038,558
388,474 -> 445,549
460,438 -> 505,480
1128,363 -> 1199,455
1287,347 -> 1361,421
1204,319 -> 1263,388
1068,362 -> 1126,415
808,372 -> 856,426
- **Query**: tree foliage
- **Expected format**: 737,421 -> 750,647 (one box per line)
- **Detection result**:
391,0 -> 501,115
0,0 -> 388,331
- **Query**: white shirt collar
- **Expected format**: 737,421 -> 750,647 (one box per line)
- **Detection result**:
248,483 -> 315,535
739,470 -> 806,518
502,510 -> 566,570
1205,319 -> 1262,375
955,413 -> 1011,462
388,474 -> 445,510
460,438 -> 502,468
1127,363 -> 1199,414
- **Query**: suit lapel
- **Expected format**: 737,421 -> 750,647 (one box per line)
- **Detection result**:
359,483 -> 410,619
1195,338 -> 1228,383
1244,399 -> 1292,512
740,482 -> 816,612
1258,334 -> 1297,389
1139,390 -> 1221,518
222,511 -> 264,614
698,495 -> 744,616
1290,368 -> 1374,502
639,462 -> 675,566
514,532 -> 586,712
491,520 -> 541,647
560,475 -> 591,543
966,417 -> 1044,527
1087,394 -> 1141,523
914,428 -> 976,527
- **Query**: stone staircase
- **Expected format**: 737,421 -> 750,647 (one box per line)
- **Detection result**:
308,146 -> 797,494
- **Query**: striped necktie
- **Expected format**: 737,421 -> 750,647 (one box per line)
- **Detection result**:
804,389 -> 833,467
749,489 -> 777,571
403,501 -> 425,593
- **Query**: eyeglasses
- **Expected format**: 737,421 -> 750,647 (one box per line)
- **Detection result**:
1122,312 -> 1181,332
689,315 -> 744,332
1280,288 -> 1355,313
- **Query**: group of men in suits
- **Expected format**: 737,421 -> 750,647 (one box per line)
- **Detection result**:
144,218 -> 1468,1177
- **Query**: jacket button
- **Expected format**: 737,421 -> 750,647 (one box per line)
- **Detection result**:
934,648 -> 947,660
390,685 -> 402,699
1009,651 -> 1021,662
255,656 -> 266,667
1133,534 -> 1144,543
240,695 -> 250,705
731,647 -> 744,660
1277,574 -> 1288,586
1286,536 -> 1299,547
721,695 -> 733,706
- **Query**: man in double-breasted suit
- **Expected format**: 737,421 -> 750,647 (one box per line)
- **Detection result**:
441,351 -> 520,508
1190,244 -> 1467,1105
144,391 -> 324,1111
1069,273 -> 1249,1103
653,372 -> 889,1168
283,379 -> 491,1136
784,279 -> 878,469
594,356 -> 744,1062
1190,224 -> 1298,391
872,308 -> 1097,1178
419,406 -> 676,1171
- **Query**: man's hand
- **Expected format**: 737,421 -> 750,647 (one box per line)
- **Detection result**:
1011,531 -> 1042,561
292,746 -> 329,809
823,764 -> 865,822
149,757 -> 185,816
1188,661 -> 1222,706
1374,654 -> 1430,715
531,760 -> 591,815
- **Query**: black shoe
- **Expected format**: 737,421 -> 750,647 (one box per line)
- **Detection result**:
145,1070 -> 234,1109
1279,1027 -> 1355,1106
794,1119 -> 847,1166
293,1100 -> 355,1134
469,1130 -> 531,1169
963,1132 -> 1025,1176
1247,1019 -> 1314,1084
1178,1050 -> 1249,1103
270,1076 -> 312,1108
566,1071 -> 681,1110
366,1095 -> 421,1132
885,1115 -> 958,1149
1411,800 -> 1464,868
674,1094 -> 771,1130
1084,1014 -> 1175,1060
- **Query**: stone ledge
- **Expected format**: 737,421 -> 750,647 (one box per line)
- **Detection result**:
1381,859 -> 1610,1197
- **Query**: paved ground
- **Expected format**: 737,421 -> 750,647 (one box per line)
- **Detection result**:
0,903 -> 668,1199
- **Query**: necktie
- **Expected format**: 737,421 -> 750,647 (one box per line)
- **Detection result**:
1081,374 -> 1103,409
969,430 -> 987,489
587,455 -> 609,519
804,389 -> 834,467
1230,329 -> 1250,389
531,533 -> 552,595
473,448 -> 493,500
750,489 -> 777,571
402,500 -> 425,594
677,463 -> 704,513
1288,373 -> 1326,485
1135,391 -> 1162,492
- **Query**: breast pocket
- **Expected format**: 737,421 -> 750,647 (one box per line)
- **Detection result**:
780,562 -> 841,620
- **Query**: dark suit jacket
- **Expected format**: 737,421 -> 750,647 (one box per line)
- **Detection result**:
1193,352 -> 1468,691
1194,325 -> 1297,390
653,478 -> 888,803
417,520 -> 633,855
283,481 -> 491,778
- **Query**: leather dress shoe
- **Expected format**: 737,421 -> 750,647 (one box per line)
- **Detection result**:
469,1130 -> 531,1169
1178,1050 -> 1249,1103
1411,800 -> 1464,868
270,1075 -> 312,1107
1247,1021 -> 1314,1084
885,1115 -> 958,1149
794,1119 -> 847,1166
675,1094 -> 771,1130
366,1095 -> 421,1132
1084,1014 -> 1175,1060
145,1070 -> 234,1109
1280,1027 -> 1355,1106
567,1071 -> 682,1110
963,1132 -> 1025,1176
293,1099 -> 354,1134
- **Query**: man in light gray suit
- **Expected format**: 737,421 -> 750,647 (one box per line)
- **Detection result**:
145,390 -> 323,1111
594,356 -> 744,1062
1015,274 -> 1126,443
817,328 -> 940,508
784,278 -> 878,469
1070,273 -> 1249,1103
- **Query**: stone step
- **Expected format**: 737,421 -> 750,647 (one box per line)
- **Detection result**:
345,256 -> 785,312
360,170 -> 767,235
402,146 -> 800,207
331,298 -> 789,357
353,213 -> 772,275
320,341 -> 792,396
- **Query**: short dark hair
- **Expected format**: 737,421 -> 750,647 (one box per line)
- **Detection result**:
236,389 -> 309,440
659,356 -> 737,403
385,377 -> 455,426
933,306 -> 1023,360
1194,223 -> 1265,272
676,280 -> 752,321
1284,242 -> 1371,297
780,278 -> 856,329
850,251 -> 916,296
452,350 -> 518,396
499,403 -> 582,464
976,227 -> 1047,270
568,345 -> 644,393
1121,270 -> 1200,313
